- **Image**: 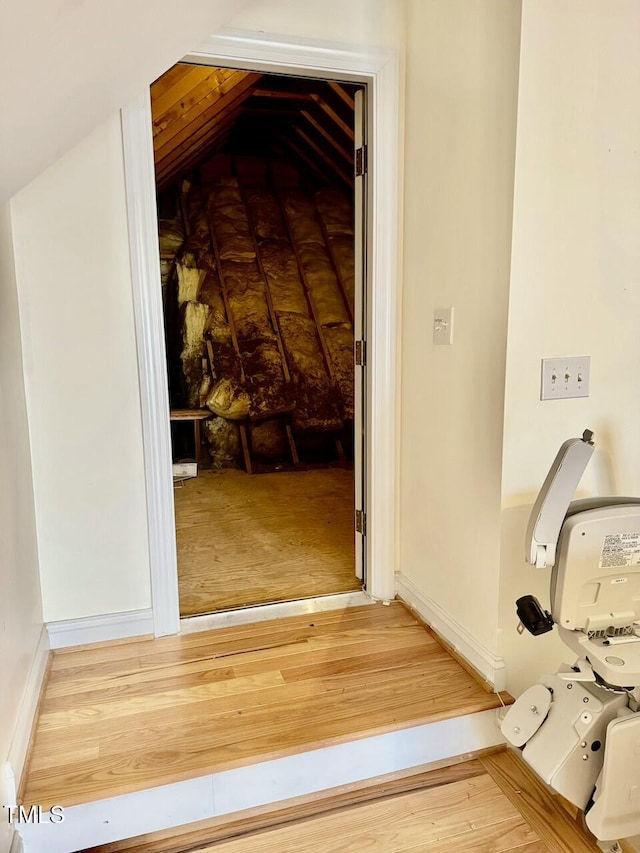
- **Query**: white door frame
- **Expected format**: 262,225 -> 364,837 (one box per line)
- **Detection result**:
122,30 -> 401,637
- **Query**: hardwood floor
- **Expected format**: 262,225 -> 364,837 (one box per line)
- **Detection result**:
174,467 -> 359,616
83,751 -> 603,853
20,603 -> 507,809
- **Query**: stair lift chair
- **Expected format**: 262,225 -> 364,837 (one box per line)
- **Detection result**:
501,430 -> 640,853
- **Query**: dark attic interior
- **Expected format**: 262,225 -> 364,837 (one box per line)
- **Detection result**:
151,63 -> 362,617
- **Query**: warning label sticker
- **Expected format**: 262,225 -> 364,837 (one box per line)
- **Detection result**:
599,533 -> 640,569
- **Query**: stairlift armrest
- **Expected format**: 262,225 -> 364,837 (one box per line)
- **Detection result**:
525,430 -> 595,567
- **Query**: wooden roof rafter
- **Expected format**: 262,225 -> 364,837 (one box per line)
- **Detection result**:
151,65 -> 262,186
157,100 -> 251,186
300,110 -> 353,165
151,62 -> 358,190
292,126 -> 353,187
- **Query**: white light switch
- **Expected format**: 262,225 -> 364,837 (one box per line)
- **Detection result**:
433,307 -> 454,345
541,356 -> 590,400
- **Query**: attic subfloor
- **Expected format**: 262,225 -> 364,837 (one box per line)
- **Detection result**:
175,466 -> 359,617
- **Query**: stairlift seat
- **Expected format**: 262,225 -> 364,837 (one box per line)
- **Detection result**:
552,503 -> 640,634
551,502 -> 640,686
558,627 -> 640,687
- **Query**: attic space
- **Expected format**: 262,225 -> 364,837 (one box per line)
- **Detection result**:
151,63 -> 362,616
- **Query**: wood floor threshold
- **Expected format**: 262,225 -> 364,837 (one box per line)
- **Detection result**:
81,746 -> 507,853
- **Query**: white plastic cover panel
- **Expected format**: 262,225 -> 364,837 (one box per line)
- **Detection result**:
552,506 -> 640,632
586,712 -> 640,841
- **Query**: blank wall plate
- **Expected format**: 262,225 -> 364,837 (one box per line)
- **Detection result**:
541,356 -> 590,400
433,307 -> 454,345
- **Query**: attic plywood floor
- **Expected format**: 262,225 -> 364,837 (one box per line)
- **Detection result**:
174,467 -> 359,617
21,603 -> 508,809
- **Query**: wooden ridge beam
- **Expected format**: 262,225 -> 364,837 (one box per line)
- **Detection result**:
251,90 -> 312,101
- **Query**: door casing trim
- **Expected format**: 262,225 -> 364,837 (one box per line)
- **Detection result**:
122,29 -> 402,636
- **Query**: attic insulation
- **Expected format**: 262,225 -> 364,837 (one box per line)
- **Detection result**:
161,157 -> 355,471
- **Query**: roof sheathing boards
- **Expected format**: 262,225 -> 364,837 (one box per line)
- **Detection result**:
151,63 -> 357,190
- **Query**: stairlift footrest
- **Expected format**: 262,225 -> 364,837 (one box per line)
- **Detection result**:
501,685 -> 552,747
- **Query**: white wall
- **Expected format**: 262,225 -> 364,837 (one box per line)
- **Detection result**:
8,5 -> 406,626
400,0 -> 522,654
0,203 -> 43,852
0,0 -> 252,202
227,0 -> 405,48
11,114 -> 152,623
500,0 -> 640,695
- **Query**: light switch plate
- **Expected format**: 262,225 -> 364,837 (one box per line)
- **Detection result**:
541,356 -> 590,400
433,307 -> 454,345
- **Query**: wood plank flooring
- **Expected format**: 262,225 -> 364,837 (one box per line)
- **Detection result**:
21,603 -> 507,809
84,752 -> 603,853
174,467 -> 359,616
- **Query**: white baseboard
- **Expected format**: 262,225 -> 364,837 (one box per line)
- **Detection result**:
395,572 -> 506,692
7,627 -> 49,798
46,609 -> 154,650
17,708 -> 504,853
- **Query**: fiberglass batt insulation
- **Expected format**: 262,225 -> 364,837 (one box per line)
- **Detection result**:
249,418 -> 286,460
281,190 -> 324,245
328,235 -> 355,316
158,217 -> 184,254
209,201 -> 255,262
297,243 -> 350,327
176,252 -> 205,304
245,188 -> 288,242
242,341 -> 295,420
221,261 -> 275,347
181,301 -> 211,408
315,188 -> 354,237
324,323 -> 354,420
259,240 -> 309,317
278,312 -> 342,432
204,415 -> 241,468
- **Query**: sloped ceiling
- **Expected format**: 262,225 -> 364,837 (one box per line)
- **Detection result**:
151,64 -> 356,190
0,0 -> 252,203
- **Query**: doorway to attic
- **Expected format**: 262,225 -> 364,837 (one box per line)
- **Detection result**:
150,63 -> 366,618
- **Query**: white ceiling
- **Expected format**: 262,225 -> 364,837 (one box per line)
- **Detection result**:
0,0 -> 252,202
